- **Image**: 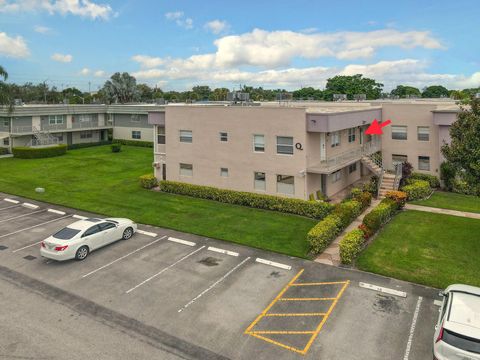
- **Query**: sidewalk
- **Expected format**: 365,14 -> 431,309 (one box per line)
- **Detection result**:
315,199 -> 381,266
405,203 -> 480,220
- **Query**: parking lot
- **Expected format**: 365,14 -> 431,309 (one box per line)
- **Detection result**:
0,192 -> 441,360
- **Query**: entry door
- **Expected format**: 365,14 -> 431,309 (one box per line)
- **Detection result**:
320,133 -> 326,161
162,163 -> 166,180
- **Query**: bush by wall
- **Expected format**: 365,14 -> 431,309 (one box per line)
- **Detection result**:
307,214 -> 343,254
410,172 -> 440,188
67,141 -> 111,150
339,229 -> 365,264
350,188 -> 372,210
402,179 -> 431,200
113,139 -> 153,148
385,190 -> 407,209
334,199 -> 363,228
139,174 -> 158,189
111,143 -> 122,153
0,147 -> 8,155
159,180 -> 334,219
440,161 -> 456,191
12,144 -> 67,159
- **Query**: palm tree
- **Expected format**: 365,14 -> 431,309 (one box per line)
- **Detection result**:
0,65 -> 13,113
0,65 -> 7,80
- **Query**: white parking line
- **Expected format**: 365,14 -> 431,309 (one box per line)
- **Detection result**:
82,236 -> 167,278
167,237 -> 196,247
359,282 -> 407,298
0,214 -> 71,241
126,246 -> 206,294
22,202 -> 39,209
136,229 -> 157,237
434,300 -> 442,307
403,296 -> 423,360
72,214 -> 88,220
4,198 -> 20,204
207,246 -> 239,257
255,258 -> 292,270
0,204 -> 22,211
0,209 -> 46,224
178,257 -> 251,313
48,209 -> 66,215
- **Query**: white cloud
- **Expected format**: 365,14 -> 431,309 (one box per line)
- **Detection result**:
0,31 -> 29,58
132,55 -> 165,68
94,70 -> 105,77
204,20 -> 229,34
165,10 -> 193,29
80,67 -> 90,75
34,25 -> 51,34
51,53 -> 72,62
0,0 -> 113,20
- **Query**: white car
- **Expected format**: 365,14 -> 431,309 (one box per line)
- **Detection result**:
40,217 -> 137,261
433,284 -> 480,360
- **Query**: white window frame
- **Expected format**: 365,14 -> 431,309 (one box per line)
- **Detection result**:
157,126 -> 165,144
179,163 -> 193,177
392,125 -> 408,140
220,167 -> 228,177
331,170 -> 342,183
331,131 -> 340,147
132,131 -> 141,140
276,136 -> 294,155
179,130 -> 192,143
276,174 -> 295,195
219,132 -> 228,142
392,154 -> 408,166
348,128 -> 356,143
417,126 -> 430,141
80,131 -> 93,139
78,114 -> 92,123
3,137 -> 9,146
418,156 -> 430,171
254,172 -> 266,191
253,134 -> 265,153
348,162 -> 357,174
48,115 -> 64,125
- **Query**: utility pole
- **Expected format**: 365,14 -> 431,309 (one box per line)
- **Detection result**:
43,79 -> 48,103
88,81 -> 91,93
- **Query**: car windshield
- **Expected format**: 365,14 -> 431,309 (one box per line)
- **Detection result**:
443,329 -> 480,354
53,227 -> 81,240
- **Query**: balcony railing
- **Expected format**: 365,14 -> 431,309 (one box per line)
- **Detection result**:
41,123 -> 67,131
11,125 -> 33,134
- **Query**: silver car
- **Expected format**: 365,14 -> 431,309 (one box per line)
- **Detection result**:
433,284 -> 480,360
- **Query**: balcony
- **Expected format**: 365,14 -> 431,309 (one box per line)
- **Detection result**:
11,125 -> 33,134
10,121 -> 113,135
307,140 -> 381,174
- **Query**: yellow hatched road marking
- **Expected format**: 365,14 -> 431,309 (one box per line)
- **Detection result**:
249,330 -> 315,334
248,333 -> 305,355
279,297 -> 336,301
264,313 -> 326,317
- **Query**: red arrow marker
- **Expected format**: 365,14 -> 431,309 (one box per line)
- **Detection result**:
365,119 -> 392,135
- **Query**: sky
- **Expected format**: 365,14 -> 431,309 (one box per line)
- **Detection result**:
0,0 -> 479,92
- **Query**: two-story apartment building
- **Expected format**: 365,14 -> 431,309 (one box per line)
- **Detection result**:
148,100 -> 459,200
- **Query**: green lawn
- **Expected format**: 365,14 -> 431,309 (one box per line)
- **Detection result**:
0,146 -> 316,258
357,210 -> 480,289
412,191 -> 480,214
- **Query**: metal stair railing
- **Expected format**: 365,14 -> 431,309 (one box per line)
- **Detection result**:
393,162 -> 403,190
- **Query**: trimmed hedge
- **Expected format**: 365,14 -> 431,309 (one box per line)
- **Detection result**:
339,229 -> 365,264
111,143 -> 122,153
12,144 -> 67,159
0,147 -> 8,155
113,139 -> 154,148
410,172 -> 440,188
362,198 -> 399,234
139,174 -> 158,189
159,180 -> 334,219
402,179 -> 431,200
67,141 -> 111,150
385,190 -> 407,209
334,200 -> 363,228
307,214 -> 343,254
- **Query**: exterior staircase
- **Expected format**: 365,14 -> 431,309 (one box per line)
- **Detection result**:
29,126 -> 59,147
378,173 -> 396,197
360,152 -> 402,198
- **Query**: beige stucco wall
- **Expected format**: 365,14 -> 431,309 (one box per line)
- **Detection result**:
72,130 -> 101,144
161,106 -> 309,199
113,127 -> 154,142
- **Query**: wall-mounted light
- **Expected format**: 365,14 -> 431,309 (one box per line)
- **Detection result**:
311,119 -> 317,124
326,132 -> 330,136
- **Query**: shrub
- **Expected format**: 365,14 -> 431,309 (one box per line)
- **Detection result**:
352,190 -> 372,210
410,172 -> 440,188
12,144 -> 67,159
385,190 -> 407,209
111,143 -> 122,153
159,180 -> 334,219
334,199 -> 362,228
139,174 -> 158,189
402,161 -> 413,179
358,223 -> 373,239
362,198 -> 398,233
113,139 -> 153,148
67,141 -> 111,150
440,161 -> 456,191
339,229 -> 365,264
309,193 -> 315,201
307,214 -> 343,254
316,190 -> 328,201
402,179 -> 431,200
0,147 -> 8,155
363,176 -> 379,195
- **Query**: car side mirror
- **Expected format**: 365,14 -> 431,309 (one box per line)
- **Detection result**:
439,291 -> 445,297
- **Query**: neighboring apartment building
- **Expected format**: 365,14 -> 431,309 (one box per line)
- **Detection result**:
0,104 -> 162,150
148,100 -> 459,200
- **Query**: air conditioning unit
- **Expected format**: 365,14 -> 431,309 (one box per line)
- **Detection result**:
152,162 -> 161,169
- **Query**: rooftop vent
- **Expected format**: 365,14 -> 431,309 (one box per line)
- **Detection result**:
333,94 -> 347,101
227,91 -> 250,103
353,94 -> 366,101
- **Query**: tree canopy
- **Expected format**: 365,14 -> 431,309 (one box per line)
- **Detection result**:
390,85 -> 421,98
422,85 -> 450,98
324,74 -> 384,100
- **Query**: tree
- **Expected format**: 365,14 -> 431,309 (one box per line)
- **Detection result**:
101,72 -> 139,104
324,74 -> 383,100
390,85 -> 421,98
137,83 -> 153,102
192,86 -> 212,101
441,97 -> 480,194
421,85 -> 449,98
0,65 -> 13,112
292,87 -> 323,100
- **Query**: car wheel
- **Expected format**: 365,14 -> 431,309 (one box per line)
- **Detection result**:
122,227 -> 133,240
75,246 -> 89,261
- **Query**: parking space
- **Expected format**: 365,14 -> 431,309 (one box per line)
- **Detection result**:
0,193 -> 441,360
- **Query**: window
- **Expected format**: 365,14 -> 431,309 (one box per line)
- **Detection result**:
157,126 -> 165,144
48,115 -> 64,125
220,167 -> 229,177
348,162 -> 357,174
99,222 -> 116,231
82,225 -> 101,237
80,131 -> 93,139
442,329 -> 480,354
253,135 -> 265,152
331,131 -> 340,147
348,128 -> 356,143
53,227 -> 81,240
392,125 -> 407,140
417,126 -> 430,141
179,163 -> 193,176
392,154 -> 408,165
132,131 -> 141,139
3,138 -> 9,146
276,175 -> 295,195
277,136 -> 293,155
332,170 -> 342,183
179,130 -> 192,143
254,172 -> 266,191
219,132 -> 228,142
2,119 -> 8,127
418,156 -> 430,171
